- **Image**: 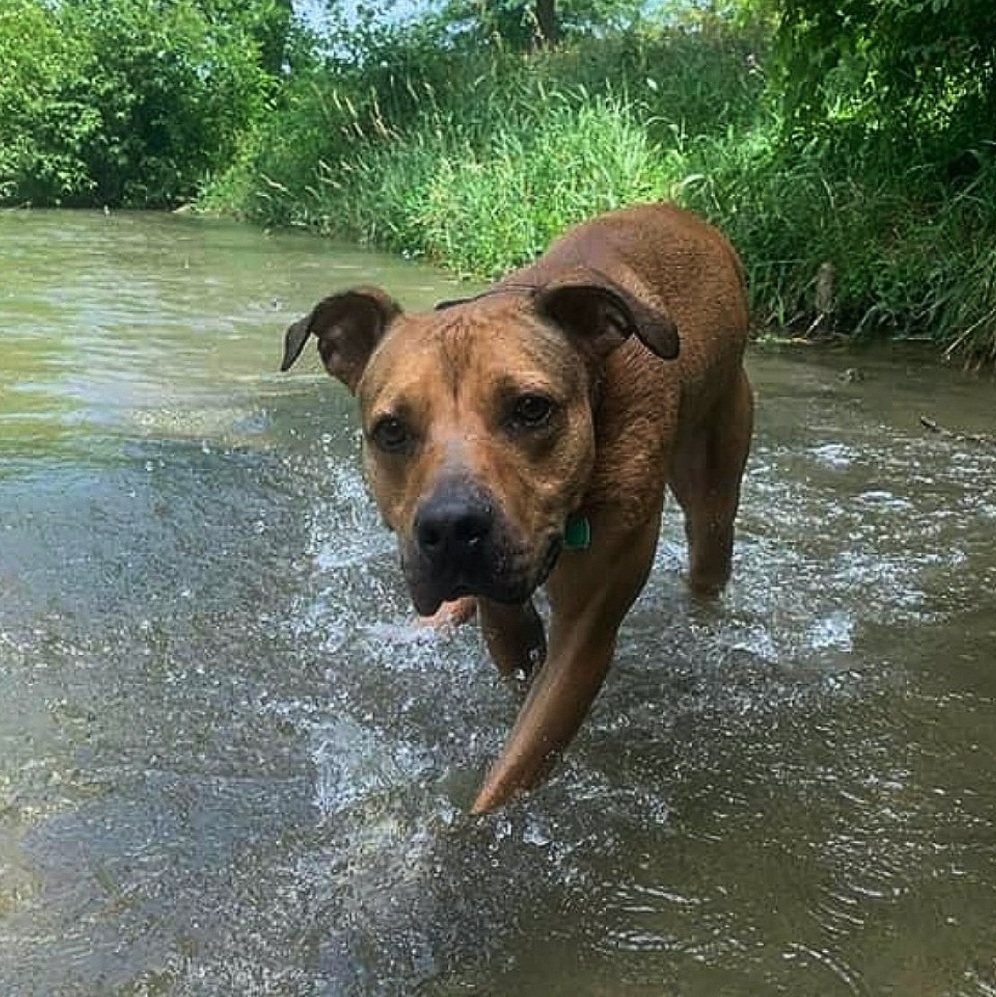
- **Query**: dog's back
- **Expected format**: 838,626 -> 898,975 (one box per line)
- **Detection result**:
505,201 -> 750,524
511,201 -> 748,358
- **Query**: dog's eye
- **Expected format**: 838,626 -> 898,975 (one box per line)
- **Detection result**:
510,393 -> 554,429
369,415 -> 411,453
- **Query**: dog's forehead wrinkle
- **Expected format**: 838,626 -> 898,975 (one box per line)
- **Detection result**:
364,306 -> 590,428
407,311 -> 473,395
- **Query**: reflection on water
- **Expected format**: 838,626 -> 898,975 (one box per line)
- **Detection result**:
1,210 -> 995,996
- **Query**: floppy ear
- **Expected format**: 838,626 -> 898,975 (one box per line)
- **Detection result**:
281,286 -> 402,393
534,268 -> 679,361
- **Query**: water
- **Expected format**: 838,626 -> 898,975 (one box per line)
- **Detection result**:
1,209 -> 995,996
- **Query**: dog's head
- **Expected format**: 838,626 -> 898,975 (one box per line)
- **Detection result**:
282,271 -> 678,615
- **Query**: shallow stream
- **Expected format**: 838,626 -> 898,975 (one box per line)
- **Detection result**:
1,210 -> 994,995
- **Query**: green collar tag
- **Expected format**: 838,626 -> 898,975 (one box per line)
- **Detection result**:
563,512 -> 591,551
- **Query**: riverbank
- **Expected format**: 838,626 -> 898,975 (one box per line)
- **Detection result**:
200,19 -> 995,367
3,2 -> 992,365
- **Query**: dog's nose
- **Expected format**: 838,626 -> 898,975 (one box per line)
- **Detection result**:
414,491 -> 493,565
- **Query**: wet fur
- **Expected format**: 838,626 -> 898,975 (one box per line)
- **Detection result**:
282,202 -> 753,812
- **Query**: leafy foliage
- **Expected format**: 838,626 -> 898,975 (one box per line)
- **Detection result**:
0,0 -> 90,202
752,0 -> 996,361
772,0 -> 996,167
0,0 -> 278,206
4,0 -> 996,361
437,0 -> 645,49
202,15 -> 762,226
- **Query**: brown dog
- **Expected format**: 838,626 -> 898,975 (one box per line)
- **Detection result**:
281,202 -> 753,813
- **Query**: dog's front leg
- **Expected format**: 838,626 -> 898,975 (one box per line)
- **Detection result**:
471,514 -> 662,813
478,599 -> 546,678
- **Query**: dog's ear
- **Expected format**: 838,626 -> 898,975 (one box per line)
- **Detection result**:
281,287 -> 402,392
534,269 -> 679,361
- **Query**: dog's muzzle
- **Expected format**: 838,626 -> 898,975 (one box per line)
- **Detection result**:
403,481 -> 552,615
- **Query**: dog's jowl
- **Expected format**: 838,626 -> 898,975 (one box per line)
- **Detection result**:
282,202 -> 753,813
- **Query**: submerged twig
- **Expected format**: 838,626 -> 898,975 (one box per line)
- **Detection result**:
919,415 -> 995,447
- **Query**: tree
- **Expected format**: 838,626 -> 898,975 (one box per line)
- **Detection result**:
0,0 -> 276,206
437,0 -> 643,50
535,0 -> 558,45
770,0 -> 996,167
196,0 -> 295,74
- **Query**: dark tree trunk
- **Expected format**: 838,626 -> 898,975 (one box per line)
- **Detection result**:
535,0 -> 558,46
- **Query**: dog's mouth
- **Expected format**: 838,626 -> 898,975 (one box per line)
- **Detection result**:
404,532 -> 563,616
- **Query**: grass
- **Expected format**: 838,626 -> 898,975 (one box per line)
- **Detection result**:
314,88 -> 676,277
201,22 -> 996,366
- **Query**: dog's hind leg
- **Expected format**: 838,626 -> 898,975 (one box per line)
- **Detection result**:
670,368 -> 754,596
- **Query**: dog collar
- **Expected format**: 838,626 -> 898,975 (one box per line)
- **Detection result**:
563,512 -> 591,551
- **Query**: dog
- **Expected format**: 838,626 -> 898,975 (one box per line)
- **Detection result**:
281,202 -> 753,813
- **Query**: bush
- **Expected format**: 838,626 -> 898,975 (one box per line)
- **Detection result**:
358,90 -> 673,276
9,0 -> 991,362
0,0 -> 273,207
0,0 -> 92,202
203,20 -> 763,249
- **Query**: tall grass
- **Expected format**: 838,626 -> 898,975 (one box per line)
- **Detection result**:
681,127 -> 996,362
203,23 -> 760,239
313,87 -> 677,277
202,21 -> 996,365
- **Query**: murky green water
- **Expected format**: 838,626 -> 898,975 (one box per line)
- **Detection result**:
1,209 -> 995,996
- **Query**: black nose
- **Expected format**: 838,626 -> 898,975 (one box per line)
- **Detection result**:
414,490 -> 494,565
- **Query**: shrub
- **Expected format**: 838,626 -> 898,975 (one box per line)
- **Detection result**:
0,0 -> 273,207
